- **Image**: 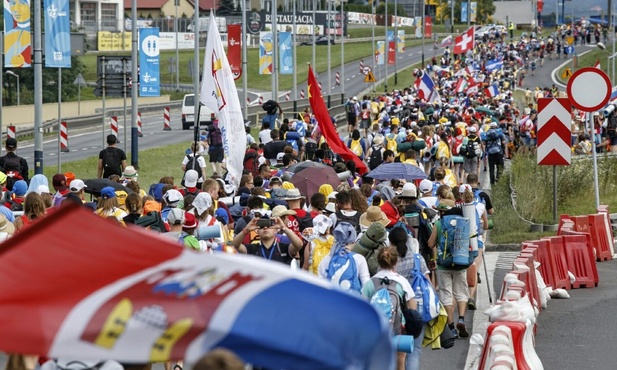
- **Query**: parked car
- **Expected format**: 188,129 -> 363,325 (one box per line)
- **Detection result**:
476,24 -> 507,38
300,35 -> 335,46
181,94 -> 215,130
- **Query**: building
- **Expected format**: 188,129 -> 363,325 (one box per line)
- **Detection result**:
73,0 -> 124,33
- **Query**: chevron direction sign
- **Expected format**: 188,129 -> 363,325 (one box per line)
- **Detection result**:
537,98 -> 572,165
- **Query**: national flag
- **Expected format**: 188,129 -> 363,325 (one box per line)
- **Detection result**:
415,72 -> 440,102
466,82 -> 480,96
453,27 -> 475,54
484,84 -> 499,98
485,58 -> 503,72
462,96 -> 471,108
0,205 -> 395,369
454,78 -> 468,94
200,13 -> 246,189
441,35 -> 453,47
454,65 -> 475,77
307,66 -> 368,174
594,59 -> 601,69
611,85 -> 617,102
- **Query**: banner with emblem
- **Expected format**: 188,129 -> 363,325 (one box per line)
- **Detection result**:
387,30 -> 395,65
259,31 -> 273,75
397,30 -> 405,53
376,41 -> 385,65
4,0 -> 32,67
226,23 -> 242,80
139,27 -> 160,97
278,31 -> 293,74
44,0 -> 71,68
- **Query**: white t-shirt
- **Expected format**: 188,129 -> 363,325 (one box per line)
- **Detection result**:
368,269 -> 415,302
418,195 -> 437,209
259,129 -> 273,144
182,153 -> 207,182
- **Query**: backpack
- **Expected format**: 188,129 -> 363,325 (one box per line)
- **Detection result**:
208,127 -> 223,147
309,235 -> 335,275
436,214 -> 476,268
243,149 -> 259,176
485,129 -> 502,155
181,154 -> 203,187
349,138 -> 363,157
464,136 -> 482,158
369,145 -> 384,170
148,183 -> 166,202
345,101 -> 355,116
304,142 -> 318,161
8,199 -> 23,212
325,246 -> 362,292
385,134 -> 398,154
102,148 -> 121,176
0,155 -> 23,191
473,189 -> 486,205
335,210 -> 361,234
262,100 -> 278,115
410,254 -> 441,323
369,276 -> 403,335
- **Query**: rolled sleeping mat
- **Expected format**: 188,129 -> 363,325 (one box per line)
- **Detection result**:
397,139 -> 426,152
452,156 -> 464,163
337,170 -> 352,181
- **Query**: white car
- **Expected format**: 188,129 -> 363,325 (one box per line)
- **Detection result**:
476,24 -> 507,38
181,94 -> 216,130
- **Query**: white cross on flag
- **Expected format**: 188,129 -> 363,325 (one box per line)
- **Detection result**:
453,27 -> 475,54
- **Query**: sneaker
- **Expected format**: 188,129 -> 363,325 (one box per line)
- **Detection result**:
467,298 -> 477,310
451,328 -> 459,339
457,320 -> 469,338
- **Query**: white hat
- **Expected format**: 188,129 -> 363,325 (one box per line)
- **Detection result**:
468,126 -> 477,133
163,189 -> 183,205
167,208 -> 186,226
399,183 -> 418,198
193,192 -> 213,215
37,185 -> 51,195
324,202 -> 336,213
184,169 -> 199,188
352,96 -> 358,101
327,191 -> 338,200
69,179 -> 87,192
271,205 -> 297,218
121,166 -> 138,179
313,214 -> 333,234
419,179 -> 433,194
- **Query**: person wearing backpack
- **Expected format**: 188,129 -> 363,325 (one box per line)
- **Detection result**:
427,198 -> 470,339
181,142 -> 207,188
97,135 -> 127,180
233,215 -> 303,265
0,138 -> 28,191
483,122 -> 505,185
347,129 -> 366,160
308,214 -> 335,275
330,191 -> 362,234
461,126 -> 482,180
361,246 -> 418,370
206,120 -> 225,175
366,134 -> 385,170
345,96 -> 360,134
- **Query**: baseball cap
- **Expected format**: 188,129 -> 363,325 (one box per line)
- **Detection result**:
419,179 -> 433,194
11,180 -> 27,196
468,126 -> 477,133
52,173 -> 67,187
183,212 -> 198,229
5,138 -> 17,150
399,183 -> 418,199
69,179 -> 87,192
313,214 -> 333,234
167,208 -> 186,226
184,169 -> 199,188
163,189 -> 183,205
100,186 -> 116,200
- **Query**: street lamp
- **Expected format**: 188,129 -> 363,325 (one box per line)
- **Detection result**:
5,71 -> 19,106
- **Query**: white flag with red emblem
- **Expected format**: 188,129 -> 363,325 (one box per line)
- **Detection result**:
453,27 -> 475,54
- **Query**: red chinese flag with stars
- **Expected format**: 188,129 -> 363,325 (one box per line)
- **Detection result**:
307,66 -> 368,174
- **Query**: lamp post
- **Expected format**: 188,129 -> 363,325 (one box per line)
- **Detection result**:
5,71 -> 19,106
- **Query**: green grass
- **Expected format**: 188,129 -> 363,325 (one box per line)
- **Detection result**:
556,48 -> 607,85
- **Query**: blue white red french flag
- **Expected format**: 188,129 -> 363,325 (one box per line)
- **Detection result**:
415,72 -> 440,102
484,85 -> 499,98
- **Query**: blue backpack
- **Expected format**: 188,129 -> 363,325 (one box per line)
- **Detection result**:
436,214 -> 476,268
326,246 -> 362,293
485,129 -> 502,155
410,254 -> 441,323
369,276 -> 403,335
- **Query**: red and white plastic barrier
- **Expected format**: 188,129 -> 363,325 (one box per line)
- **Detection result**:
258,95 -> 263,105
60,121 -> 69,152
163,106 -> 171,131
285,92 -> 290,101
110,116 -> 118,138
7,125 -> 15,139
335,72 -> 340,86
300,90 -> 305,99
137,112 -> 143,137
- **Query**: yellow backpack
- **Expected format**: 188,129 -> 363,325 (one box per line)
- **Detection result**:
386,134 -> 398,154
436,141 -> 450,160
310,235 -> 335,275
349,138 -> 363,156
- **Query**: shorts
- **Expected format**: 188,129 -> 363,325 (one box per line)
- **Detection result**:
347,115 -> 357,127
208,146 -> 224,163
437,268 -> 469,306
463,157 -> 478,174
360,119 -> 370,129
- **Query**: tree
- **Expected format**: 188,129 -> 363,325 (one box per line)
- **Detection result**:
476,0 -> 496,24
18,56 -> 86,104
218,0 -> 237,15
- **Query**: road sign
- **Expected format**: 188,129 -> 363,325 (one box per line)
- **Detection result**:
561,68 -> 572,80
537,98 -> 572,166
362,66 -> 371,75
566,36 -> 573,45
565,45 -> 574,54
364,71 -> 376,83
73,73 -> 86,88
566,67 -> 611,112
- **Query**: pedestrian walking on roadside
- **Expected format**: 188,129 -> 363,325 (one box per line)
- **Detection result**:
97,134 -> 127,179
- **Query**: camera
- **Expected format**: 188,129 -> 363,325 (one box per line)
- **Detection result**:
256,218 -> 275,228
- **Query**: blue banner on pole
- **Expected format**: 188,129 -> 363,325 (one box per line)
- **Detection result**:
386,30 -> 394,42
461,2 -> 468,23
279,31 -> 293,74
139,27 -> 160,97
44,0 -> 71,68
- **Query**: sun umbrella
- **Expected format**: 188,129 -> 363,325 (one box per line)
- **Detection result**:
286,160 -> 331,174
0,205 -> 395,370
84,178 -> 133,196
291,165 -> 342,198
475,106 -> 496,116
367,162 -> 428,181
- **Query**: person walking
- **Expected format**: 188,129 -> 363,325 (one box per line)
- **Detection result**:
97,134 -> 127,179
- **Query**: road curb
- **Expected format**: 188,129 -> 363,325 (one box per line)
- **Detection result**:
484,243 -> 522,252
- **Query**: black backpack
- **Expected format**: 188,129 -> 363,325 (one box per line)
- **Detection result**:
335,210 -> 361,234
304,142 -> 318,161
209,127 -> 223,147
262,100 -> 278,115
181,154 -> 202,187
102,148 -> 121,176
369,145 -> 383,170
0,154 -> 23,191
465,136 -> 480,158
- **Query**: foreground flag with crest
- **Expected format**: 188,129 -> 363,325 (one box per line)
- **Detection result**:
200,13 -> 246,188
0,205 -> 395,369
453,27 -> 475,54
307,66 -> 368,174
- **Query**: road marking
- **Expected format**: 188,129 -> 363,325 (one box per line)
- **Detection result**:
71,150 -> 78,152
82,148 -> 88,151
49,153 -> 55,156
346,78 -> 351,81
352,75 -> 356,78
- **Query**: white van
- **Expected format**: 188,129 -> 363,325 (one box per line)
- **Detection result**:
181,94 -> 215,130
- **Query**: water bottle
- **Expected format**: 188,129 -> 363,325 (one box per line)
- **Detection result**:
415,286 -> 424,318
